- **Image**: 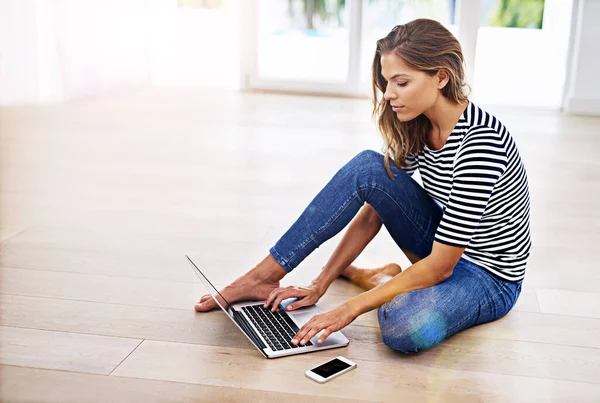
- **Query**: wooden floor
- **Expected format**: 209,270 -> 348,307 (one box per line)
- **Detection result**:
1,88 -> 600,402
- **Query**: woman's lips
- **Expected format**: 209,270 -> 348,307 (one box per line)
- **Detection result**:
392,106 -> 405,112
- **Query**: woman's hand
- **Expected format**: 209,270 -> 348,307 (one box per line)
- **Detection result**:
292,302 -> 359,346
264,283 -> 324,312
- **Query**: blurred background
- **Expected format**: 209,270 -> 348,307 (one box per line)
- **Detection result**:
1,0 -> 597,112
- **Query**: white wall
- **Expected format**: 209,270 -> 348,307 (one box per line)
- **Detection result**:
564,0 -> 600,116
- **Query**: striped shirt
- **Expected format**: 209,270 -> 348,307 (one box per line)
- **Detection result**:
402,101 -> 531,282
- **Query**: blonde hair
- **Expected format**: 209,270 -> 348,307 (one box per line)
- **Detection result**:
371,18 -> 470,179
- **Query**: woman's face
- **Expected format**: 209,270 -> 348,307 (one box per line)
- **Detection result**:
380,53 -> 446,122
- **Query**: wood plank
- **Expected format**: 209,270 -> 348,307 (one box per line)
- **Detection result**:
0,294 -> 529,352
3,88 -> 600,402
460,310 -> 600,349
332,325 -> 600,384
0,294 -> 256,350
0,226 -> 26,242
0,265 -> 368,309
0,242 -> 259,283
0,267 -> 200,310
0,223 -> 270,249
4,293 -> 598,378
111,339 -> 600,402
0,223 -> 409,283
0,327 -> 141,375
0,365 -> 367,403
536,288 -> 600,318
0,266 -> 541,316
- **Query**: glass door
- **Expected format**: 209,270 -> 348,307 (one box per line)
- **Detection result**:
244,0 -> 462,97
242,0 -> 575,107
472,0 -> 573,108
359,0 -> 458,95
243,0 -> 362,95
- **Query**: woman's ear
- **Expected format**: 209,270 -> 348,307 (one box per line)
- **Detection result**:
437,69 -> 450,89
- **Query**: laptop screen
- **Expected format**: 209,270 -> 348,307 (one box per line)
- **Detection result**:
186,255 -> 234,317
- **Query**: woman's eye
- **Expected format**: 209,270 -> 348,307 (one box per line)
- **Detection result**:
397,82 -> 408,87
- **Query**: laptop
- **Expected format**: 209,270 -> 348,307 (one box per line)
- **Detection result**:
186,255 -> 349,358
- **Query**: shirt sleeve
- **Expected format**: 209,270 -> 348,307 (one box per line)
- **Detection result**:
400,152 -> 418,176
434,127 -> 509,248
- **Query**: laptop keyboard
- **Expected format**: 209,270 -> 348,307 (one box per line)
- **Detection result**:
241,304 -> 314,351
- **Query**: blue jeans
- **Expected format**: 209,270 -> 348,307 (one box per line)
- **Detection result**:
269,150 -> 522,354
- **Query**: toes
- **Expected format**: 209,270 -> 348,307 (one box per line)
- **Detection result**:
194,299 -> 215,312
199,294 -> 212,303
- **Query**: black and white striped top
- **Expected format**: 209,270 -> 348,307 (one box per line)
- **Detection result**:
402,101 -> 531,282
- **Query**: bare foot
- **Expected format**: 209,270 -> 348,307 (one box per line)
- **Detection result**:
340,263 -> 402,290
194,279 -> 280,312
194,255 -> 286,312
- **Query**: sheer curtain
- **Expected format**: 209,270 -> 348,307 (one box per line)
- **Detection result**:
0,0 -> 154,105
0,0 -> 240,106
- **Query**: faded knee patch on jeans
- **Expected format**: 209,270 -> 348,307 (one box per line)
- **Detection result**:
379,299 -> 449,353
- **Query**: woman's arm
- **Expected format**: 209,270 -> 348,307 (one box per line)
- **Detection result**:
291,242 -> 465,346
347,242 -> 464,317
312,203 -> 383,295
265,203 -> 383,311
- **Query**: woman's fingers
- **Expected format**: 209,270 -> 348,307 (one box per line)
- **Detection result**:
286,294 -> 314,311
271,287 -> 306,312
291,305 -> 354,344
263,289 -> 279,310
264,287 -> 291,309
292,323 -> 311,345
264,287 -> 309,312
293,317 -> 340,345
264,287 -> 291,310
292,317 -> 321,345
317,328 -> 332,344
299,325 -> 323,346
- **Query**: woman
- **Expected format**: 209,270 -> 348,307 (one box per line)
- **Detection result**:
195,18 -> 531,354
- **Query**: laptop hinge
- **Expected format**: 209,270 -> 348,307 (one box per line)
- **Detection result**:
232,309 -> 267,352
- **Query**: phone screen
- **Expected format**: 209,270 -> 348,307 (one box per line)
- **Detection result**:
311,358 -> 352,378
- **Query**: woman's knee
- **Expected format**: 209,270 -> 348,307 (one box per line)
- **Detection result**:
381,333 -> 422,355
347,150 -> 384,173
377,304 -> 448,354
352,149 -> 383,162
346,150 -> 395,183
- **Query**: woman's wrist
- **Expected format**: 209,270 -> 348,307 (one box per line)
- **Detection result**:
344,298 -> 365,318
311,277 -> 329,297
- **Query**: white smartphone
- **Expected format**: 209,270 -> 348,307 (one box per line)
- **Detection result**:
305,356 -> 357,383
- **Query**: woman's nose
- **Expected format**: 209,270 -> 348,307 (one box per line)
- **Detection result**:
383,86 -> 395,101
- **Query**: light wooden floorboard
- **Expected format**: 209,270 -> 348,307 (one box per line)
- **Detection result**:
2,88 -> 600,401
0,265 -> 541,317
536,288 -> 600,318
0,327 -> 141,375
0,293 -> 567,349
111,339 -> 600,403
0,365 -> 368,403
2,292 -> 599,384
0,226 -> 27,242
0,224 -> 410,282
